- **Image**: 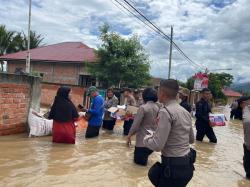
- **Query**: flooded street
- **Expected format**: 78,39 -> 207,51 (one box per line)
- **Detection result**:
1,108 -> 250,187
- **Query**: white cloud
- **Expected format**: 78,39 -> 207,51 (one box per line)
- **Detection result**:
0,0 -> 249,83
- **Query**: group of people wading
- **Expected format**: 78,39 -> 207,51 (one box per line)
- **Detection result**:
47,79 -> 250,187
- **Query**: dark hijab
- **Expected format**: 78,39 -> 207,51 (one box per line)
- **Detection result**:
48,86 -> 79,122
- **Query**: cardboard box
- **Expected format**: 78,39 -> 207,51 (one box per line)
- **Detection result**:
209,114 -> 226,126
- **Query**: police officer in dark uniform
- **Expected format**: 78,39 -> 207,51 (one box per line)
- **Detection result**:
195,88 -> 217,143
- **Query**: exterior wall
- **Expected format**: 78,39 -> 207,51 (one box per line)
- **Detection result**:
227,96 -> 240,105
7,60 -> 25,73
53,63 -> 79,85
7,60 -> 86,85
0,73 -> 41,136
41,83 -> 85,107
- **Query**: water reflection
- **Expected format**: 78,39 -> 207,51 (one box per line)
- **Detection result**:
0,111 -> 250,186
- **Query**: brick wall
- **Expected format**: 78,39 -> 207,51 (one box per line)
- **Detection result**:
0,73 -> 41,136
7,60 -> 86,85
0,84 -> 30,135
7,61 -> 26,73
41,83 -> 85,107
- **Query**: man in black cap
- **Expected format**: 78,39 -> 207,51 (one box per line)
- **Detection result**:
238,96 -> 250,179
195,88 -> 217,143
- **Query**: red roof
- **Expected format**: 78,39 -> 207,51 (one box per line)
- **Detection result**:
222,88 -> 242,97
0,42 -> 97,63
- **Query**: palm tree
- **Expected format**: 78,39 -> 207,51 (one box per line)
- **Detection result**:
0,25 -> 15,71
0,25 -> 44,71
22,31 -> 44,50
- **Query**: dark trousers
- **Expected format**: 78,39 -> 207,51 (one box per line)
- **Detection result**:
196,123 -> 217,143
85,125 -> 101,138
134,146 -> 153,166
243,144 -> 250,179
157,176 -> 192,187
123,119 -> 133,135
148,154 -> 194,187
102,120 -> 116,130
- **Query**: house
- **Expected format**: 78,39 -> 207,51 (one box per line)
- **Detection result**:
0,42 -> 97,87
222,87 -> 242,104
0,42 -> 100,106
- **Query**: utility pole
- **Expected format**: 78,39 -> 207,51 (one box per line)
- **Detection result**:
26,0 -> 31,74
168,26 -> 173,79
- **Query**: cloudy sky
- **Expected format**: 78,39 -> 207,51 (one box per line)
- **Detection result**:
0,0 -> 249,83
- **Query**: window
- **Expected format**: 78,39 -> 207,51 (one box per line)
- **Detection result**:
14,68 -> 25,75
78,75 -> 96,87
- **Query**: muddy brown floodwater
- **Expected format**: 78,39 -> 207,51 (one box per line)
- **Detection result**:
1,107 -> 250,187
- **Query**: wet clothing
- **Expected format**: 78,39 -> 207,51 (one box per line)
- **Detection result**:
230,107 -> 243,120
155,153 -> 195,187
180,99 -> 191,113
48,87 -> 79,144
128,101 -> 159,165
85,125 -> 101,138
103,120 -> 116,130
52,121 -> 76,144
134,147 -> 153,166
88,95 -> 104,127
123,94 -> 137,135
195,98 -> 217,143
103,95 -> 118,130
86,95 -> 104,138
243,106 -> 250,178
129,101 -> 159,147
144,100 -> 195,186
124,119 -> 133,135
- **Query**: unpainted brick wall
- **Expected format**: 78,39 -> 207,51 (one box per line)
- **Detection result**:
41,83 -> 85,107
7,60 -> 84,85
0,84 -> 30,135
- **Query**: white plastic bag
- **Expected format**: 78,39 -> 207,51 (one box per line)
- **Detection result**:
28,109 -> 53,137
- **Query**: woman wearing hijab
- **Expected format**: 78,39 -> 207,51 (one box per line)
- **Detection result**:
48,86 -> 79,144
127,87 -> 160,166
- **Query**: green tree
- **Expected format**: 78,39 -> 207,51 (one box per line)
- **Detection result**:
0,25 -> 44,71
88,24 -> 150,88
208,73 -> 233,99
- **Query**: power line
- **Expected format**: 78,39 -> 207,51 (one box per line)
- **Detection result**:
112,0 -> 198,69
121,0 -> 206,70
111,0 -> 160,37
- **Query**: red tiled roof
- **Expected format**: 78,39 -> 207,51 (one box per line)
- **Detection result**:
0,42 -> 97,63
222,88 -> 242,97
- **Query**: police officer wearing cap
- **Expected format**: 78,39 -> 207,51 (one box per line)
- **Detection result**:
143,79 -> 195,187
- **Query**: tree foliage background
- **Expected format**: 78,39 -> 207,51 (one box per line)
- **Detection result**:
88,24 -> 151,88
0,25 -> 44,71
185,72 -> 234,99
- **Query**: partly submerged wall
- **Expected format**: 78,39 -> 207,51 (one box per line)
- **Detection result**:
0,73 -> 41,135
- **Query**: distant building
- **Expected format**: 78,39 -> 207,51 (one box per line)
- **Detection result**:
0,42 -> 98,87
222,87 -> 242,104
